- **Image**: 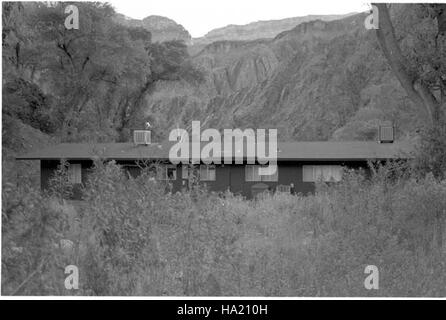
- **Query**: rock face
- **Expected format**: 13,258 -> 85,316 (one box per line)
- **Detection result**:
143,11 -> 423,142
192,13 -> 357,46
114,14 -> 192,44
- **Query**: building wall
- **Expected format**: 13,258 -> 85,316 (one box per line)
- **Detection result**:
41,159 -> 368,199
203,161 -> 366,197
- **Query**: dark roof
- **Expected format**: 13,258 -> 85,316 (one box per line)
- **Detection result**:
16,141 -> 415,161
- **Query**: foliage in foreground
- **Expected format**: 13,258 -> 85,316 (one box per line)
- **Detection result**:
2,161 -> 446,296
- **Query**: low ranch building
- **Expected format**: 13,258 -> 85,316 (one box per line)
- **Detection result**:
16,128 -> 414,199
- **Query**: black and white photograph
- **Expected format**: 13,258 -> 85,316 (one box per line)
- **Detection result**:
1,0 -> 446,301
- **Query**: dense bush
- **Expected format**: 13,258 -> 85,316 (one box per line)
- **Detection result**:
2,181 -> 70,295
2,161 -> 445,296
2,79 -> 57,134
414,124 -> 446,180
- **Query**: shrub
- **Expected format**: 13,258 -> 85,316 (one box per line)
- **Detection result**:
414,124 -> 446,180
1,181 -> 69,295
2,160 -> 445,296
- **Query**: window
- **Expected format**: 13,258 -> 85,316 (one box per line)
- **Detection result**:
68,163 -> 82,184
166,167 -> 177,180
199,165 -> 216,181
182,165 -> 216,181
123,165 -> 140,179
158,165 -> 177,180
245,165 -> 278,182
302,165 -> 343,182
262,165 -> 278,182
245,165 -> 259,182
182,165 -> 189,179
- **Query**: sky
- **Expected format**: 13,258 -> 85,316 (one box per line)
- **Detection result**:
108,0 -> 371,38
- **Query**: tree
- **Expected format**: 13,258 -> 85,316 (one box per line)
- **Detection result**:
113,40 -> 203,141
3,2 -> 203,143
20,2 -> 153,141
2,2 -> 25,71
372,3 -> 445,127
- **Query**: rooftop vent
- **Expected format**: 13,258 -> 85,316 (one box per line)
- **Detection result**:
133,130 -> 151,145
378,124 -> 394,143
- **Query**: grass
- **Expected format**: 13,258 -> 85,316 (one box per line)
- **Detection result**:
2,161 -> 445,296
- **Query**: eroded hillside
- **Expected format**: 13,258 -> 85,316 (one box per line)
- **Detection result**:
143,10 -> 426,141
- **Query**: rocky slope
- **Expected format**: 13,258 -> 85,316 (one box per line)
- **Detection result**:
194,13 -> 357,44
190,13 -> 357,55
143,12 -> 423,142
114,14 -> 192,44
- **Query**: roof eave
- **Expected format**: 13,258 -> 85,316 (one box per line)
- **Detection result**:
16,156 -> 413,161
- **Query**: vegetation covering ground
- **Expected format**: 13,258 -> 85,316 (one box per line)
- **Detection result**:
2,160 -> 445,296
